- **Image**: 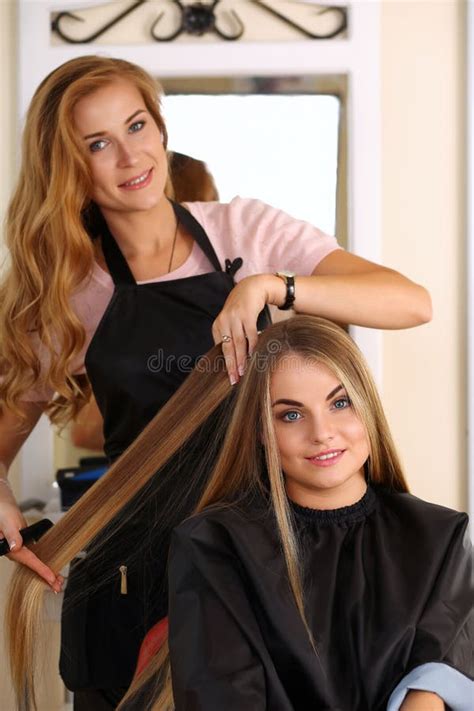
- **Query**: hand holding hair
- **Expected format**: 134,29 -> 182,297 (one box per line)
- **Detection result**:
0,519 -> 54,556
212,273 -> 282,385
9,553 -> 63,594
0,462 -> 27,553
0,495 -> 62,592
0,496 -> 25,553
2,516 -> 63,593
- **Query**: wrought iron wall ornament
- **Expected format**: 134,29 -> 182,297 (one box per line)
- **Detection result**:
151,0 -> 244,41
52,0 -> 146,44
251,1 -> 347,40
51,0 -> 347,44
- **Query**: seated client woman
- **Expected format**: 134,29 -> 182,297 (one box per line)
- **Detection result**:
7,317 -> 472,711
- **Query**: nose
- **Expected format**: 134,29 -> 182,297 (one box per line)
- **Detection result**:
309,411 -> 335,445
116,140 -> 138,168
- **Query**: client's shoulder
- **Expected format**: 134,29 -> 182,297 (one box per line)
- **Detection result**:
376,486 -> 468,536
172,496 -> 273,553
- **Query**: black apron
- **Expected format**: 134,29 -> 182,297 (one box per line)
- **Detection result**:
60,202 -> 271,691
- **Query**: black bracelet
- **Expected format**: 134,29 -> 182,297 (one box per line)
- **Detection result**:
277,274 -> 296,311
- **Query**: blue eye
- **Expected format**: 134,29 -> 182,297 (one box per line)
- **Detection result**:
89,139 -> 108,153
129,120 -> 145,133
281,410 -> 301,422
332,397 -> 351,410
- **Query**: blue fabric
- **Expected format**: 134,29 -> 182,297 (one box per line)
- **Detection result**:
387,662 -> 474,710
72,466 -> 107,482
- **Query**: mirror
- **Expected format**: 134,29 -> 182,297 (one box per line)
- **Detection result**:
161,74 -> 347,240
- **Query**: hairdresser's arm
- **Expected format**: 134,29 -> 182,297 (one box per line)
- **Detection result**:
70,396 -> 105,452
302,250 -> 431,327
0,404 -> 62,591
213,250 -> 431,383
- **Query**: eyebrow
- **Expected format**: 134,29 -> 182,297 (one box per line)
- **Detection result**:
271,384 -> 344,407
83,109 -> 146,140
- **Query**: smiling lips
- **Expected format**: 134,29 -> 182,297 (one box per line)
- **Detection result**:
119,168 -> 153,190
306,449 -> 345,468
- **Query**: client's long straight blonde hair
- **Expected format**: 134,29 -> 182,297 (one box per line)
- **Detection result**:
6,316 -> 408,710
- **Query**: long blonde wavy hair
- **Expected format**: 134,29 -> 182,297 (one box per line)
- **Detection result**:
6,316 -> 408,710
0,56 -> 170,425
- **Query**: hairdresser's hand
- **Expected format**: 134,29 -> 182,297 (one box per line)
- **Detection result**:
400,690 -> 445,710
0,500 -> 63,593
212,274 -> 274,385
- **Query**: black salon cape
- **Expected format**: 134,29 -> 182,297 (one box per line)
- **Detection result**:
167,486 -> 472,711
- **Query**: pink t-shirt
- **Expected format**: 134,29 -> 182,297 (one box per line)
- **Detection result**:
25,197 -> 341,401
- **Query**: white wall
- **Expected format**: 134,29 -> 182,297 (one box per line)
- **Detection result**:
381,0 -> 466,509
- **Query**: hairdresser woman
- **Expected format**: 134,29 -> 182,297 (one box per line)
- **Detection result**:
0,56 -> 431,709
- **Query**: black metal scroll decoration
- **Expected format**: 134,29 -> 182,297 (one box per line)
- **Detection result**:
251,1 -> 347,40
51,0 -> 347,44
152,0 -> 244,41
51,0 -> 146,44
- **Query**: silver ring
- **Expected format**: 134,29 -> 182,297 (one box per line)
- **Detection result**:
221,334 -> 232,344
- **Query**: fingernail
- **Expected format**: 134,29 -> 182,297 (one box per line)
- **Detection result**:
238,365 -> 245,377
229,375 -> 237,386
9,541 -> 16,551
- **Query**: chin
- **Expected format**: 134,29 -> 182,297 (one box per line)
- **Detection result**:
134,197 -> 163,211
300,464 -> 356,492
312,475 -> 351,491
118,191 -> 163,212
